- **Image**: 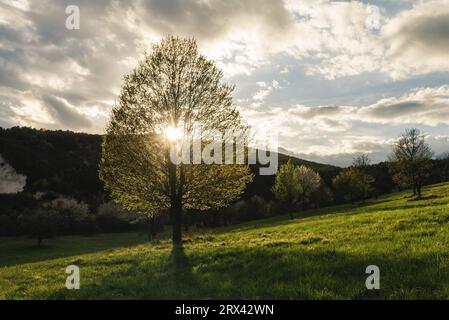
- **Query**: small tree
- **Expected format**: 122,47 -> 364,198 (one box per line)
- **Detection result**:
246,195 -> 270,219
352,154 -> 371,169
44,196 -> 92,234
97,201 -> 137,232
297,165 -> 322,209
389,128 -> 433,198
272,160 -> 302,218
333,168 -> 374,203
351,154 -> 375,199
20,209 -> 59,246
333,169 -> 354,203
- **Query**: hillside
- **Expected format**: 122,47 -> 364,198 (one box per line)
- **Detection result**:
1,182 -> 448,299
0,126 -> 340,204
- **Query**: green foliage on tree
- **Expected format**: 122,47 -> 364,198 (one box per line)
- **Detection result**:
272,160 -> 302,218
273,161 -> 323,217
43,196 -> 93,234
389,128 -> 433,198
333,167 -> 375,203
351,154 -> 376,200
99,36 -> 253,244
297,165 -> 322,209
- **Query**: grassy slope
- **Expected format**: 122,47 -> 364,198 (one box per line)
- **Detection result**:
1,183 -> 449,300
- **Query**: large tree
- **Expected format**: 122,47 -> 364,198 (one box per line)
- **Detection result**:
389,128 -> 433,198
99,37 -> 253,245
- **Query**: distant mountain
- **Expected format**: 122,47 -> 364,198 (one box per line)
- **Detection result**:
277,147 -> 340,170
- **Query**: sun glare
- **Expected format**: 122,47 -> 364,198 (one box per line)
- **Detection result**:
164,126 -> 183,142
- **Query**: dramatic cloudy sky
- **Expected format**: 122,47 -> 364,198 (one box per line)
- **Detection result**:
1,0 -> 449,166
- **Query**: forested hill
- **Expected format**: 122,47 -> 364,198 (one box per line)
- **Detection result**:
0,126 -> 340,206
0,127 -> 103,205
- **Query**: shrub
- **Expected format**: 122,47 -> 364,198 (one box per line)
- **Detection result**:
96,201 -> 137,232
0,212 -> 18,236
272,160 -> 301,218
246,195 -> 270,219
43,196 -> 93,234
333,168 -> 375,203
20,208 -> 59,246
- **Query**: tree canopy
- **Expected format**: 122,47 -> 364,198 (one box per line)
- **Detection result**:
389,128 -> 433,197
99,36 -> 253,244
272,160 -> 302,218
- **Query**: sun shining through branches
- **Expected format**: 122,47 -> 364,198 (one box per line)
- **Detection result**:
164,126 -> 184,142
99,36 -> 253,245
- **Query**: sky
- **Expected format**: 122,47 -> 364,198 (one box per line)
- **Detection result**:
0,0 -> 449,166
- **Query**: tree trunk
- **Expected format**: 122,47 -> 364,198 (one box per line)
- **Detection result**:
172,204 -> 182,245
166,141 -> 183,245
416,183 -> 422,198
168,150 -> 183,245
147,216 -> 156,241
37,237 -> 42,247
223,215 -> 228,227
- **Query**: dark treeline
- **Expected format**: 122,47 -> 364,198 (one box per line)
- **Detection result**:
0,126 -> 448,241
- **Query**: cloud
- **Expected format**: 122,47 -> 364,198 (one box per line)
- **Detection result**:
287,0 -> 449,80
0,0 -> 448,166
278,85 -> 449,128
0,0 -> 299,130
252,80 -> 280,104
41,94 -> 91,130
242,85 -> 449,164
1,88 -> 93,131
0,0 -> 139,131
381,0 -> 449,79
363,86 -> 449,125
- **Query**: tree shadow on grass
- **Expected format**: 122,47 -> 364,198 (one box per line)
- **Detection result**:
0,233 -> 150,267
407,195 -> 442,202
170,245 -> 196,288
46,245 -> 447,300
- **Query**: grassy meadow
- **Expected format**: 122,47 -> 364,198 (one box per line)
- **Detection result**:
1,182 -> 449,299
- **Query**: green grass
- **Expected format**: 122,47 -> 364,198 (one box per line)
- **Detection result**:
1,183 -> 449,299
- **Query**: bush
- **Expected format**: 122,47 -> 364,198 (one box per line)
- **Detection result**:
224,196 -> 273,224
144,214 -> 165,241
246,195 -> 270,219
43,196 -> 94,234
20,208 -> 59,246
310,185 -> 334,209
0,212 -> 18,236
332,168 -> 374,203
96,201 -> 137,232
